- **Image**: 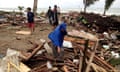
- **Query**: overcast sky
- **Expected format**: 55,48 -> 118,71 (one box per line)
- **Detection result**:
0,0 -> 120,9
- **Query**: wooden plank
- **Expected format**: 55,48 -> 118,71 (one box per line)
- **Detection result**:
9,61 -> 22,72
44,43 -> 53,55
16,31 -> 31,35
78,56 -> 83,72
78,50 -> 84,72
20,62 -> 31,72
63,65 -> 69,72
93,54 -> 116,72
20,42 -> 45,61
91,63 -> 107,72
67,30 -> 98,41
64,36 -> 95,47
7,62 -> 10,72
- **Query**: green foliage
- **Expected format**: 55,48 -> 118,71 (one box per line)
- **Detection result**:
103,0 -> 115,15
18,6 -> 24,12
83,0 -> 99,12
18,6 -> 24,15
83,0 -> 99,7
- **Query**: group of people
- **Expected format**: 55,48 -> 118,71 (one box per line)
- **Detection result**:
26,6 -> 68,59
46,5 -> 60,28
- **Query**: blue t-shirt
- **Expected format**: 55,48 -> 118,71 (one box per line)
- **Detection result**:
27,12 -> 34,23
48,22 -> 67,48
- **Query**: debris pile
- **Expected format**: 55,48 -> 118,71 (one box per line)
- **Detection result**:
0,33 -> 117,72
80,12 -> 120,33
0,12 -> 47,26
23,30 -> 117,72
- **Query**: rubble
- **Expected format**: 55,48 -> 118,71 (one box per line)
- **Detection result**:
79,12 -> 120,33
0,31 -> 118,72
0,12 -> 120,72
24,28 -> 120,72
22,30 -> 116,72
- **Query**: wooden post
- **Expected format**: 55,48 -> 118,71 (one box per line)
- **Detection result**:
81,39 -> 89,72
78,49 -> 84,72
85,40 -> 98,72
7,62 -> 10,72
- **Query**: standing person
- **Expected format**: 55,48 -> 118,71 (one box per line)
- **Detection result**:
48,16 -> 68,59
53,5 -> 59,28
46,6 -> 54,25
27,7 -> 35,34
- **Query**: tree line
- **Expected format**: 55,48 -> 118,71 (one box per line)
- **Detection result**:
83,0 -> 115,15
18,0 -> 115,16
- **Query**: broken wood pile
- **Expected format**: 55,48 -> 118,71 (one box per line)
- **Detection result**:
22,31 -> 116,72
23,40 -> 115,72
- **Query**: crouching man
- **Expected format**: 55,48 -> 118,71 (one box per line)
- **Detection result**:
48,16 -> 68,59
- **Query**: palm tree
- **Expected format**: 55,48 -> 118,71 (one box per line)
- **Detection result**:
103,0 -> 115,15
18,6 -> 24,15
83,0 -> 99,12
33,0 -> 38,16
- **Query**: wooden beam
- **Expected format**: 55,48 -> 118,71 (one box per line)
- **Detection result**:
20,42 -> 45,61
78,50 -> 84,72
63,65 -> 69,72
81,39 -> 89,72
91,63 -> 107,72
85,41 -> 99,72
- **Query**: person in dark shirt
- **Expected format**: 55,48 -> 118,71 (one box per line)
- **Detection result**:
48,16 -> 67,59
27,7 -> 34,34
53,5 -> 59,28
46,6 -> 54,25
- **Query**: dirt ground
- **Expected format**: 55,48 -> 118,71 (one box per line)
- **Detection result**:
0,23 -> 52,55
0,23 -> 73,56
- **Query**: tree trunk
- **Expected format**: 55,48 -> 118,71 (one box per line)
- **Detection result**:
83,0 -> 87,13
103,9 -> 106,16
33,0 -> 38,16
84,5 -> 87,13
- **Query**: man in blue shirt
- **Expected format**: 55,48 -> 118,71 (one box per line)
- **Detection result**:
48,16 -> 67,58
27,7 -> 34,34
